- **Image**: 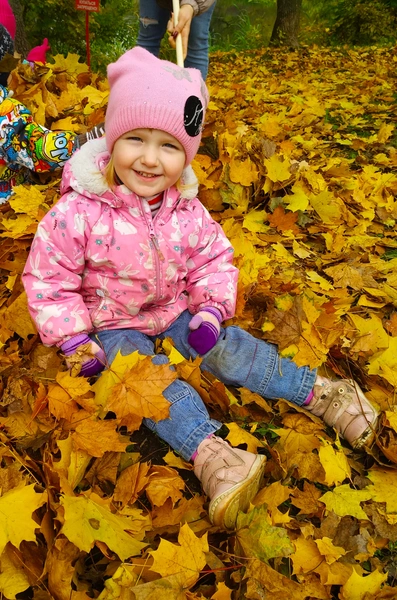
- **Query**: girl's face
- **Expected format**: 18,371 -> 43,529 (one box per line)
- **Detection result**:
112,128 -> 186,197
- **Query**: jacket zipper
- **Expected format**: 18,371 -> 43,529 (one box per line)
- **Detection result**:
141,204 -> 165,303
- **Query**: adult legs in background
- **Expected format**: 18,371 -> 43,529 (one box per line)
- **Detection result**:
137,0 -> 169,58
184,2 -> 216,79
137,0 -> 217,80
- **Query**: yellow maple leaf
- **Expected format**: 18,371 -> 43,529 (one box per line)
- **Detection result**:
211,582 -> 233,600
294,321 -> 329,369
0,214 -> 37,238
316,561 -> 354,587
366,467 -> 397,512
0,545 -> 30,599
276,413 -> 323,454
243,209 -> 269,233
229,157 -> 258,186
284,183 -> 310,212
127,577 -> 188,599
56,370 -> 93,399
315,537 -> 346,565
51,116 -> 80,131
93,351 -> 174,430
319,484 -> 372,519
348,313 -> 389,354
164,450 -> 192,471
318,440 -> 351,486
161,338 -> 186,365
61,493 -> 149,560
0,483 -> 47,555
339,568 -> 388,600
54,436 -> 92,493
149,523 -> 208,587
377,123 -> 394,143
306,270 -> 334,291
98,563 -> 139,598
47,382 -> 78,421
264,154 -> 291,182
309,190 -> 343,224
3,291 -> 37,340
368,336 -> 397,387
324,263 -> 364,290
385,411 -> 397,434
291,537 -> 323,575
259,116 -> 282,138
253,481 -> 291,525
9,185 -> 46,219
225,422 -> 262,453
287,450 -> 326,482
50,53 -> 89,75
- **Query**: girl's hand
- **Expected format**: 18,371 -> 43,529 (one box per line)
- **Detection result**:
188,307 -> 222,354
61,334 -> 106,377
167,4 -> 194,60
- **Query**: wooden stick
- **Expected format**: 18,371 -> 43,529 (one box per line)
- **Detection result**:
172,0 -> 184,67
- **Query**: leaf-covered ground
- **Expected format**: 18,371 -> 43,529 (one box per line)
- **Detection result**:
0,45 -> 397,599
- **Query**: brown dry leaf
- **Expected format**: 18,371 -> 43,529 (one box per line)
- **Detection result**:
145,465 -> 186,508
151,496 -> 208,532
268,206 -> 300,235
263,296 -> 303,350
113,461 -> 151,506
46,537 -> 81,600
291,481 -> 323,515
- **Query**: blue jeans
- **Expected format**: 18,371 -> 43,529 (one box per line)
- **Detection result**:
94,311 -> 316,460
137,0 -> 216,80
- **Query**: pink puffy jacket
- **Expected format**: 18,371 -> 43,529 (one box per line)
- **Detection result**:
23,138 -> 238,346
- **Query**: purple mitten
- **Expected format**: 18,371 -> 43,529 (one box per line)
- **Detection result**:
61,333 -> 106,377
188,307 -> 222,355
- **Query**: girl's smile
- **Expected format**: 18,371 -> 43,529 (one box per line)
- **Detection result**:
112,128 -> 186,197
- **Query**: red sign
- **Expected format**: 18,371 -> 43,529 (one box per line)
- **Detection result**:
75,0 -> 99,11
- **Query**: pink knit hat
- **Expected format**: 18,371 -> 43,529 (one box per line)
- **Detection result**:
105,47 -> 209,165
0,0 -> 15,40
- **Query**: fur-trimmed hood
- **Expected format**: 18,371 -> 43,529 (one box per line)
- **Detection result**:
61,137 -> 199,207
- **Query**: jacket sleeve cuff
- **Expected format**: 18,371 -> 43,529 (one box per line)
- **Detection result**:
60,333 -> 91,354
194,302 -> 229,322
201,306 -> 223,323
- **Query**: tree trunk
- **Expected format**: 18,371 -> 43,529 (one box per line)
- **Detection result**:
9,0 -> 30,57
270,0 -> 302,48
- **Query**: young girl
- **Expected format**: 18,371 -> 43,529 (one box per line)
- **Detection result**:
23,47 -> 378,530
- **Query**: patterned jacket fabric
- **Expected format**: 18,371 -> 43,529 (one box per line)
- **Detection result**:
0,85 -> 77,203
23,137 -> 238,347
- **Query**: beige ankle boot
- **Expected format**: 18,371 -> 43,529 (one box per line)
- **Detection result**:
306,376 -> 378,448
193,436 -> 266,529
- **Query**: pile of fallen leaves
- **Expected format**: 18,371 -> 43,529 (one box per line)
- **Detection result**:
0,45 -> 396,599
